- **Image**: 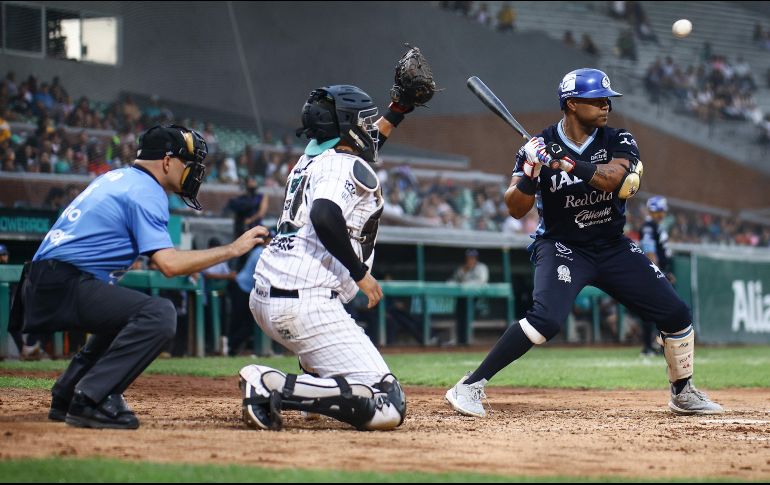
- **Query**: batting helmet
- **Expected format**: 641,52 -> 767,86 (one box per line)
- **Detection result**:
558,68 -> 622,110
646,196 -> 668,213
296,85 -> 379,163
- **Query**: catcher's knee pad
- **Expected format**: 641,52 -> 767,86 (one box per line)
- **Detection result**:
657,325 -> 694,383
370,374 -> 406,430
519,317 -> 558,345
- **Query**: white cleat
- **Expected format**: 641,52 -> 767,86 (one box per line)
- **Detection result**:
669,380 -> 724,415
445,373 -> 488,418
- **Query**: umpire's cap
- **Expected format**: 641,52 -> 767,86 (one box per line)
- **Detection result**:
137,125 -> 208,164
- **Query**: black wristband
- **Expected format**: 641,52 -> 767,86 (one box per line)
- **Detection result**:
571,160 -> 598,183
351,263 -> 369,282
383,109 -> 406,127
516,176 -> 538,195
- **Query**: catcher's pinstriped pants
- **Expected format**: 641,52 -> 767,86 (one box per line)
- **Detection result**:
249,284 -> 390,386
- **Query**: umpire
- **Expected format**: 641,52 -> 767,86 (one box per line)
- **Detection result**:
10,125 -> 267,429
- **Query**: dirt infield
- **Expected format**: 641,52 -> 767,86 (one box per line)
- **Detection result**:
1,372 -> 769,480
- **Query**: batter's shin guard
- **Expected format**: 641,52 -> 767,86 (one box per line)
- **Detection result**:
657,325 -> 694,383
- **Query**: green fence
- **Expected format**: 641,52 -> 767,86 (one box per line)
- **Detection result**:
694,255 -> 770,344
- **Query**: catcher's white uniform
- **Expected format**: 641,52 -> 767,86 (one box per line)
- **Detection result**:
250,148 -> 390,385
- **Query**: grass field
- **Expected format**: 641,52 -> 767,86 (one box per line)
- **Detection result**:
3,346 -> 769,389
0,457 -> 752,483
2,346 -> 769,483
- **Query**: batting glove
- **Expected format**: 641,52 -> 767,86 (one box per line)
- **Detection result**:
545,142 -> 577,172
524,137 -> 552,167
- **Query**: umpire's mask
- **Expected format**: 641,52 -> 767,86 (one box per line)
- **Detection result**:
138,125 -> 209,210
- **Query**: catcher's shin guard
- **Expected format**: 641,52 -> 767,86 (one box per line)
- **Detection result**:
371,374 -> 406,429
238,365 -> 403,430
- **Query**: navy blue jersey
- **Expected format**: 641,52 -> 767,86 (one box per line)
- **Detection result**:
513,121 -> 641,245
640,217 -> 671,272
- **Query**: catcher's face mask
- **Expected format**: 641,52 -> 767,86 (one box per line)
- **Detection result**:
172,127 -> 208,211
354,106 -> 380,164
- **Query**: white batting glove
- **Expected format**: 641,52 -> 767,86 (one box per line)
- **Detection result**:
524,137 -> 553,166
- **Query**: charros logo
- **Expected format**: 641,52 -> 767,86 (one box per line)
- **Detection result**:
732,280 -> 770,333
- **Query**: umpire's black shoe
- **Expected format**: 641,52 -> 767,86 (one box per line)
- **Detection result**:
65,391 -> 140,430
48,394 -> 71,422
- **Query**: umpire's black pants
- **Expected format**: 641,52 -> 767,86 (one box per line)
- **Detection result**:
22,260 -> 176,404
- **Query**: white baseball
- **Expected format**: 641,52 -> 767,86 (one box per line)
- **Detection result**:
672,19 -> 692,38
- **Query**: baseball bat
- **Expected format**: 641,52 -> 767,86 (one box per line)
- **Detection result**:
466,76 -> 531,140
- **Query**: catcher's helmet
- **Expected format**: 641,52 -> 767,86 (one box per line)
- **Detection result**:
646,196 -> 668,213
558,68 -> 622,111
296,85 -> 379,163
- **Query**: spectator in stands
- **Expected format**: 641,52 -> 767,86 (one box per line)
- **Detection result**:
562,30 -> 577,49
608,1 -> 627,20
581,34 -> 600,57
448,249 -> 489,345
496,3 -> 516,32
224,176 -> 269,244
474,3 -> 491,27
616,28 -> 638,62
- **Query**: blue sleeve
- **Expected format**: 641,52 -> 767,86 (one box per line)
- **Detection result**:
130,193 -> 173,255
609,129 -> 641,161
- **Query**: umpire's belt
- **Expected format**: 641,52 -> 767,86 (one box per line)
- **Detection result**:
269,287 -> 339,300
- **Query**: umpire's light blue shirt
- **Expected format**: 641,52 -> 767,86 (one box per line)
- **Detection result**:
34,166 -> 174,283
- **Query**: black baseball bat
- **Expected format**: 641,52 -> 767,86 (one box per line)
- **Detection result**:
466,76 -> 531,140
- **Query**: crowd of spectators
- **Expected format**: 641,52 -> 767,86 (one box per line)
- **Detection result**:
2,70 -> 770,247
642,53 -> 765,130
438,1 -> 517,33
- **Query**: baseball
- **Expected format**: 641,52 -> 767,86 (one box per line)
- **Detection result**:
672,19 -> 692,38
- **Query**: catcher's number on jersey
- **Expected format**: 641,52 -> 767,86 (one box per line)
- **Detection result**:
277,170 -> 309,236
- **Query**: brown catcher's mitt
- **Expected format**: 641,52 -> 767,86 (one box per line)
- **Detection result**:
390,44 -> 437,109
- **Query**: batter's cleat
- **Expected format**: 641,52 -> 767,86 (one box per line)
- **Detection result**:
65,391 -> 139,429
239,366 -> 282,431
669,381 -> 724,415
445,373 -> 488,418
48,394 -> 71,422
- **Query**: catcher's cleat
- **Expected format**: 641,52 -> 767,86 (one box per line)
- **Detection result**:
239,376 -> 282,431
445,373 -> 488,418
668,380 -> 724,415
65,391 -> 139,430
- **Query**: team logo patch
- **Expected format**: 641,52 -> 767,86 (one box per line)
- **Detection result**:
590,149 -> 607,162
650,262 -> 665,279
555,242 -> 572,255
560,73 -> 577,93
601,76 -> 610,88
630,242 -> 643,254
557,265 -> 572,283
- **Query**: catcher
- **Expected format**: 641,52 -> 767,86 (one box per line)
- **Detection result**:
238,46 -> 436,431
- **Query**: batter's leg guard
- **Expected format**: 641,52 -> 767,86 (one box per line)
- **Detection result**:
657,325 -> 694,383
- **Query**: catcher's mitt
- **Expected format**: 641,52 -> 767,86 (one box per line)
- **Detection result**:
390,44 -> 437,109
